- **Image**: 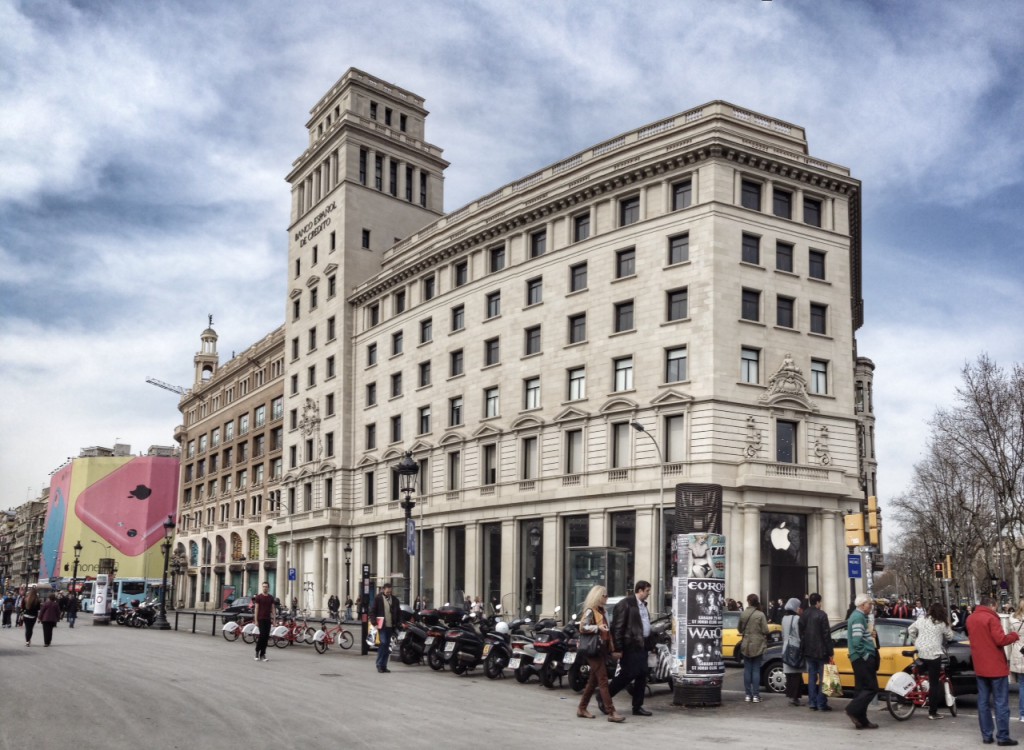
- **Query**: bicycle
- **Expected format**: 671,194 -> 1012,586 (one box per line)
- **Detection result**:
222,615 -> 259,644
270,614 -> 316,648
885,649 -> 957,720
313,619 -> 355,653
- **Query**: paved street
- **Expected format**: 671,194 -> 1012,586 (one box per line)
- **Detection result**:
0,615 -> 1010,750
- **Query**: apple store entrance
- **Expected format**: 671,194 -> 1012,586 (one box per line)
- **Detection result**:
759,512 -> 817,606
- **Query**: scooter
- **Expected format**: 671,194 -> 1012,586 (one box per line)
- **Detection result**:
482,609 -> 531,679
532,611 -> 577,689
442,611 -> 496,675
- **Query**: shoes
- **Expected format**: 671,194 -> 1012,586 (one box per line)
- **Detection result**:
44,644 -> 50,647
997,741 -> 1019,747
632,707 -> 652,716
928,713 -> 943,720
983,739 -> 994,745
25,642 -> 30,647
261,656 -> 269,662
789,699 -> 801,707
819,705 -> 833,712
1020,717 -> 1024,723
377,667 -> 391,673
752,696 -> 761,703
596,694 -> 608,715
607,713 -> 626,723
847,713 -> 864,730
577,708 -> 595,719
809,706 -> 818,711
862,721 -> 879,730
744,696 -> 752,702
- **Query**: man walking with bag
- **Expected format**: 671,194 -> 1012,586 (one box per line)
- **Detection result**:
969,595 -> 1020,746
800,592 -> 834,712
601,580 -> 654,716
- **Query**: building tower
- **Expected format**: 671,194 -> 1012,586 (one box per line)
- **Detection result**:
194,316 -> 219,386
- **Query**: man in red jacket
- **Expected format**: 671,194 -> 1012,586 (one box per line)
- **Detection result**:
968,596 -> 1020,746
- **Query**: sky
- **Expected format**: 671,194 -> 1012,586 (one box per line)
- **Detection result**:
2,0 -> 1023,540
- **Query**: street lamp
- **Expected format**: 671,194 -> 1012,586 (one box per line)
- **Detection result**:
153,515 -> 176,630
631,419 -> 666,615
70,541 -> 82,596
343,542 -> 352,613
397,451 -> 420,605
528,524 -> 542,615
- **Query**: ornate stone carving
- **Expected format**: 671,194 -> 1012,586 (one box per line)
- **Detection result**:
745,416 -> 762,458
814,425 -> 831,466
758,353 -> 817,412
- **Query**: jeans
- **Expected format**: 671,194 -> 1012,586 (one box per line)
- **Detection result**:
805,657 -> 828,708
376,627 -> 393,671
846,653 -> 879,723
255,619 -> 271,658
67,611 -> 77,628
743,655 -> 763,698
1015,673 -> 1024,719
977,675 -> 1011,742
921,657 -> 944,715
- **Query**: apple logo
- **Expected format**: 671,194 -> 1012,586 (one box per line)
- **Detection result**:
770,522 -> 791,551
129,485 -> 152,500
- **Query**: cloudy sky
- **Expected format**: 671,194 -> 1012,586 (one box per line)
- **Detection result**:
2,0 -> 1022,537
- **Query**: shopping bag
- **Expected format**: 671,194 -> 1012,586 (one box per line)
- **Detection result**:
822,662 -> 843,697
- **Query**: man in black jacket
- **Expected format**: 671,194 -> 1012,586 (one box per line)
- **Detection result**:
372,582 -> 402,673
799,592 -> 835,712
602,580 -> 654,717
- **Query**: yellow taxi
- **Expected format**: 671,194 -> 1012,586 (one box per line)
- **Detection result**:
721,610 -> 782,663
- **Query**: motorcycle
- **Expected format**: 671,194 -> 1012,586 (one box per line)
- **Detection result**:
532,611 -> 578,689
442,611 -> 497,675
510,606 -> 558,683
482,611 -> 532,680
397,609 -> 433,665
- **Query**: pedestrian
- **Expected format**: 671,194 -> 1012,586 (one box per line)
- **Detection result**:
327,593 -> 340,620
1009,598 -> 1024,722
892,599 -> 910,619
603,580 -> 654,716
845,593 -> 880,730
22,586 -> 41,646
344,596 -> 354,621
912,599 -> 926,619
39,593 -> 60,646
738,593 -> 769,703
769,598 -> 784,625
782,597 -> 804,706
15,590 -> 24,627
251,581 -> 275,662
66,594 -> 79,628
968,595 -> 1020,746
1,591 -> 14,628
799,592 -> 834,712
576,585 -> 625,723
372,582 -> 401,673
471,596 -> 483,615
908,602 -> 956,720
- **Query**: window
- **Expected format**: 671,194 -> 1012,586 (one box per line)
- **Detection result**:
420,172 -> 427,207
614,357 -> 633,392
310,287 -> 318,310
484,337 -> 500,366
294,258 -> 301,278
615,247 -> 636,278
665,414 -> 685,462
776,241 -> 794,273
290,374 -> 298,395
374,155 -> 383,190
742,234 -> 760,265
811,359 -> 828,394
666,346 -> 687,382
486,291 -> 501,319
741,289 -> 761,322
308,327 -> 317,351
773,187 -> 792,219
454,261 -> 468,287
307,365 -> 316,387
390,372 -> 403,398
390,415 -> 402,443
667,288 -> 688,321
365,424 -> 376,450
668,234 -> 689,265
804,196 -> 822,227
449,349 -> 464,377
524,325 -> 541,355
255,406 -> 266,428
389,159 -> 397,196
394,290 -> 406,314
447,451 -> 461,490
367,343 -> 378,366
359,149 -> 367,185
569,262 -> 588,293
392,331 -> 403,355
530,229 -> 546,258
290,337 -> 299,360
420,318 -> 433,344
369,101 -> 378,120
289,409 -> 297,430
366,382 -> 377,406
328,274 -> 336,298
524,377 -> 540,410
611,422 -> 630,468
741,348 -> 760,384
418,406 -> 431,435
451,304 -> 465,332
526,277 -> 543,306
327,316 -> 336,340
271,397 -> 283,421
324,394 -> 334,416
672,179 -> 692,211
776,296 -> 795,328
325,433 -> 334,458
489,245 -> 505,273
808,250 -> 826,280
619,195 -> 640,226
568,367 -> 586,400
482,444 -> 497,485
565,429 -> 583,474
292,298 -> 300,321
369,303 -> 380,327
776,420 -> 797,463
418,360 -> 431,388
573,212 -> 590,242
741,179 -> 762,210
400,113 -> 407,132
239,414 -> 249,435
449,396 -> 463,426
810,303 -> 828,334
614,300 -> 634,332
422,276 -> 436,300
520,436 -> 538,480
362,229 -> 371,249
568,313 -> 586,344
484,386 -> 499,418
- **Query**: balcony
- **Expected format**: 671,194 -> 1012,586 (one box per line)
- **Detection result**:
735,460 -> 848,494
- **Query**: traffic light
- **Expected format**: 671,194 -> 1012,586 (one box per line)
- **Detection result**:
944,553 -> 953,580
844,512 -> 865,547
867,496 -> 880,547
934,563 -> 943,580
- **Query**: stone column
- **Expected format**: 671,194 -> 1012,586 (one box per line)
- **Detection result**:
500,519 -> 515,615
276,541 -> 288,603
589,511 -> 607,548
542,516 -> 558,617
821,510 -> 840,614
634,507 -> 655,585
313,536 -> 324,613
728,501 -> 744,601
326,536 -> 339,608
742,504 -> 760,599
464,523 -> 479,606
434,527 -> 446,606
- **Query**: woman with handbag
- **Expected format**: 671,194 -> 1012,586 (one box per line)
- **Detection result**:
781,597 -> 804,706
908,602 -> 956,719
738,593 -> 770,702
576,585 -> 625,723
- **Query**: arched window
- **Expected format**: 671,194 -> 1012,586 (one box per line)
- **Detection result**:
248,530 -> 260,560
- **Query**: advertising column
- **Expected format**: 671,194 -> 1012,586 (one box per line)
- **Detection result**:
672,533 -> 726,705
93,572 -> 111,626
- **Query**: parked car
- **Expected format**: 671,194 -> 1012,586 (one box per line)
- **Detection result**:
221,596 -> 254,621
759,617 -> 975,696
721,610 -> 782,663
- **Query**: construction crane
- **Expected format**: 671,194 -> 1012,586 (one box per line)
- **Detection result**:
146,377 -> 188,396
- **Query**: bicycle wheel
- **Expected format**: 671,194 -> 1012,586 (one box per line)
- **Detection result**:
222,628 -> 240,642
303,627 -> 317,644
242,629 -> 256,645
314,638 -> 328,654
274,635 -> 290,649
338,630 -> 354,650
886,691 -> 917,721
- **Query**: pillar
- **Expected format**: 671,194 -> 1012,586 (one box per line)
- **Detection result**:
821,510 -> 840,614
433,527 -> 446,605
276,541 -> 288,603
541,516 -> 558,617
313,536 -> 324,612
728,501 -> 744,600
742,504 -> 760,600
500,519 -> 515,614
634,507 -> 655,584
464,523 -> 480,605
326,536 -> 340,605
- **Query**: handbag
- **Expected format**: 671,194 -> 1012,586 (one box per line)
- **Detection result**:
578,631 -> 601,657
782,617 -> 803,668
822,661 -> 842,697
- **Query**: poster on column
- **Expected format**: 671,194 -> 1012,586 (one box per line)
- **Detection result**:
672,533 -> 726,677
